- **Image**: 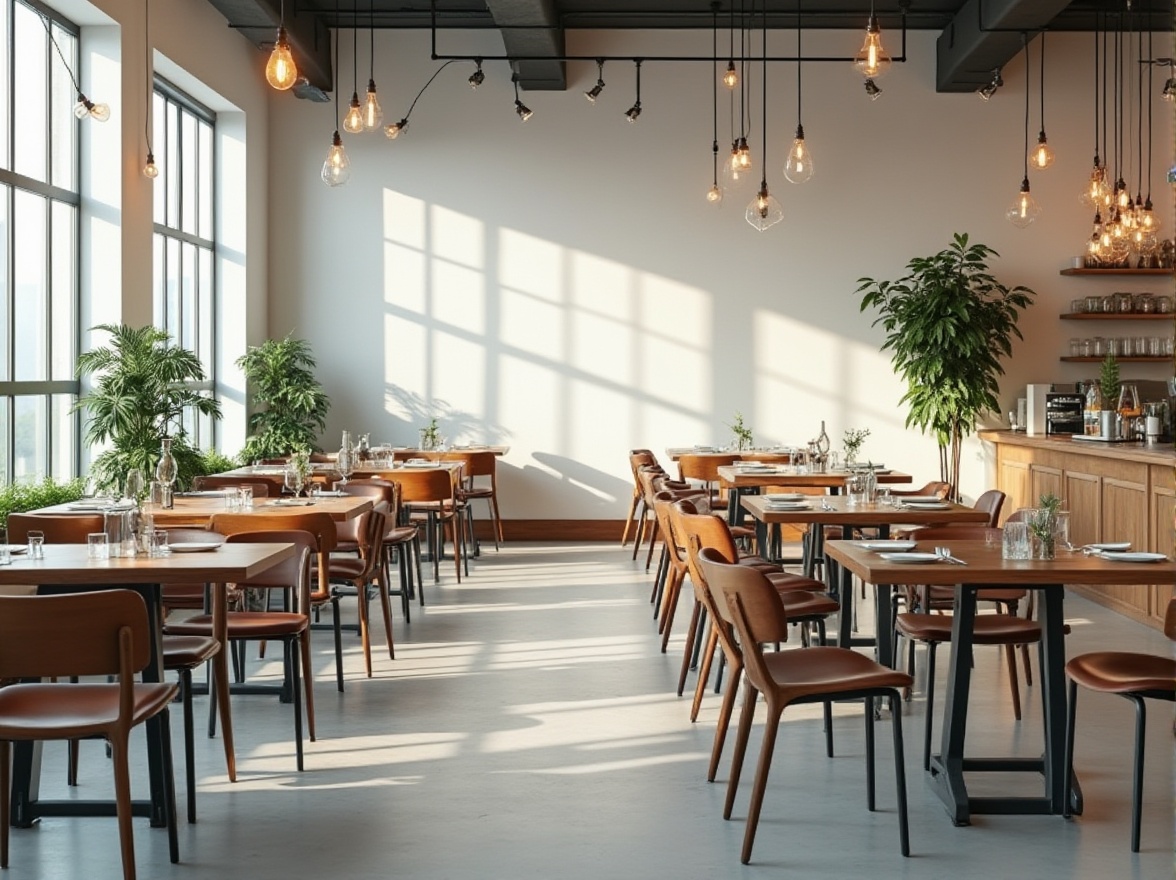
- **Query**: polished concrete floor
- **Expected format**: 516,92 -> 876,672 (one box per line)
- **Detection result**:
4,542 -> 1173,879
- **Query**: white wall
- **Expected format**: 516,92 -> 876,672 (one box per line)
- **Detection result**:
268,27 -> 1174,518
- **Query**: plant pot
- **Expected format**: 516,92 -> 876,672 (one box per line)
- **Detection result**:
1032,533 -> 1055,560
1098,410 -> 1118,440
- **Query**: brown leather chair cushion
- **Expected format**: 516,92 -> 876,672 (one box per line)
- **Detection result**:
1065,652 -> 1176,694
896,612 -> 1040,645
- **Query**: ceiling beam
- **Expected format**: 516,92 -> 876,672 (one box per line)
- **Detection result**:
206,0 -> 334,91
935,0 -> 1071,93
484,0 -> 566,90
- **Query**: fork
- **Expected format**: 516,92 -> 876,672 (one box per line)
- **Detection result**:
935,546 -> 968,565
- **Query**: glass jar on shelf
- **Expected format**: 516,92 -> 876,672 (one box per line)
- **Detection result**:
1114,291 -> 1134,313
1135,293 -> 1156,313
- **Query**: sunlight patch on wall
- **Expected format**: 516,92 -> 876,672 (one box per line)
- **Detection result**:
499,353 -> 559,450
500,287 -> 562,361
499,228 -> 562,301
386,312 -> 426,391
382,189 -> 426,250
431,330 -> 485,417
431,204 -> 484,269
384,240 -> 426,313
568,379 -> 631,464
431,260 -> 484,335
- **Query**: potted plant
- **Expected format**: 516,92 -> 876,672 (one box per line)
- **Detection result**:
856,233 -> 1035,499
0,477 -> 86,523
419,417 -> 441,451
842,428 -> 870,467
1098,353 -> 1121,439
1029,492 -> 1063,560
727,412 -> 754,451
237,335 -> 330,462
74,324 -> 222,495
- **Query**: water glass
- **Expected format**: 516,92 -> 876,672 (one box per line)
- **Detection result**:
0,528 -> 10,566
225,489 -> 240,511
1001,521 -> 1031,560
1052,511 -> 1071,551
875,486 -> 892,506
88,532 -> 110,560
845,473 -> 867,506
27,531 -> 44,560
151,530 -> 169,556
238,485 -> 254,510
308,483 -> 322,499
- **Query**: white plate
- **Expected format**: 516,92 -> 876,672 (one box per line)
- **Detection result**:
176,490 -> 233,497
903,501 -> 951,510
1086,542 -> 1131,552
66,501 -> 116,510
403,461 -> 437,468
898,495 -> 942,503
314,490 -> 346,497
764,493 -> 806,502
848,463 -> 885,470
764,502 -> 811,510
168,542 -> 221,553
269,498 -> 315,507
858,540 -> 918,552
1097,551 -> 1167,563
879,552 -> 941,564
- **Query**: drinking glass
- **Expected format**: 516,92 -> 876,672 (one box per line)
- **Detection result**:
1052,511 -> 1072,552
1002,521 -> 1031,560
875,486 -> 892,506
151,530 -> 169,556
284,465 -> 305,497
0,528 -> 10,566
87,532 -> 109,560
845,473 -> 867,506
27,531 -> 44,560
337,447 -> 354,485
238,486 -> 254,510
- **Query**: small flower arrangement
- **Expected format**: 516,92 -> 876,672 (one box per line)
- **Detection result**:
288,448 -> 312,483
728,412 -> 754,451
420,418 -> 440,450
842,428 -> 870,464
1030,492 -> 1063,559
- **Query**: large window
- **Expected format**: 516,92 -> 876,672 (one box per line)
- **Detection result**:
0,0 -> 81,483
152,78 -> 216,448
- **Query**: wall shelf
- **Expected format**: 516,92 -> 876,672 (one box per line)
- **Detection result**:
1059,268 -> 1174,276
1059,356 -> 1170,363
1060,313 -> 1173,321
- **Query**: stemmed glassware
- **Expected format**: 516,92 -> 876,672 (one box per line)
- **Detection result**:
284,464 -> 305,497
337,445 -> 354,485
124,468 -> 145,503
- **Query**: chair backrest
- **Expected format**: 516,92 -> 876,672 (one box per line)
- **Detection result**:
677,453 -> 738,486
1165,598 -> 1176,641
355,509 -> 388,580
351,477 -> 402,524
891,481 -> 951,499
7,512 -> 105,543
697,547 -> 789,647
335,482 -> 393,543
224,530 -> 315,594
972,489 -> 1006,527
208,511 -> 339,554
439,450 -> 496,481
629,450 -> 658,485
192,476 -> 274,497
396,468 -> 456,505
0,589 -> 149,680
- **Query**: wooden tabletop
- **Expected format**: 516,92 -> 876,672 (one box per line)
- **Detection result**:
0,541 -> 295,585
824,539 -> 1176,586
32,494 -> 373,528
666,447 -> 797,461
719,466 -> 913,489
741,494 -> 989,527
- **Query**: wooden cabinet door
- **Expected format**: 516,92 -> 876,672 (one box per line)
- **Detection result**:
1030,464 -> 1063,506
998,458 -> 1031,523
1101,477 -> 1150,617
1063,470 -> 1101,547
1149,466 -> 1175,625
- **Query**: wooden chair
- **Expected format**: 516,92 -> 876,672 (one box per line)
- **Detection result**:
0,590 -> 180,880
698,550 -> 912,865
397,467 -> 465,585
676,453 -> 738,505
162,633 -> 221,823
7,512 -> 105,544
347,479 -> 421,622
1064,598 -> 1176,852
439,450 -> 503,550
621,449 -> 658,547
317,509 -> 391,676
890,481 -> 951,499
166,530 -> 316,771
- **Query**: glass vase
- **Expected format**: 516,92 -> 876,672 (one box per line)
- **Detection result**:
154,437 -> 177,509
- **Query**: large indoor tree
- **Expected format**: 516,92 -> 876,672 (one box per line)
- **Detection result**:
856,233 -> 1035,500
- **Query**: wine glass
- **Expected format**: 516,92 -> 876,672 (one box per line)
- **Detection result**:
124,468 -> 145,502
284,464 -> 304,497
337,447 -> 354,485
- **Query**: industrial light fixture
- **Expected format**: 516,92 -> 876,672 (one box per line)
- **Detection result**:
342,2 -> 364,134
1158,59 -> 1176,101
468,58 -> 485,89
624,60 -> 642,122
722,4 -> 738,89
142,0 -> 157,178
41,12 -> 109,121
585,59 -> 605,102
265,0 -> 298,90
322,4 -> 350,186
384,118 -> 408,138
864,78 -> 882,100
783,4 -> 813,184
977,68 -> 1003,101
852,1 -> 890,80
1006,37 -> 1038,227
1028,32 -> 1054,170
706,5 -> 722,206
1081,20 -> 1108,211
362,0 -> 382,129
513,75 -> 533,121
746,6 -> 781,231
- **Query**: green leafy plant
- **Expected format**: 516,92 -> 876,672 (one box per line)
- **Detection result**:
237,335 -> 330,463
842,428 -> 871,463
1098,353 -> 1120,408
74,324 -> 222,494
197,448 -> 238,477
727,412 -> 754,451
856,233 -> 1035,500
0,477 -> 86,525
1030,492 -> 1063,558
420,417 -> 441,450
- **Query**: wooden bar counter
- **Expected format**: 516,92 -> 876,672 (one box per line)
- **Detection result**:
979,429 -> 1175,629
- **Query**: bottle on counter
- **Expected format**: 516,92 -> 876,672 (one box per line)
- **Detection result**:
1083,381 -> 1102,436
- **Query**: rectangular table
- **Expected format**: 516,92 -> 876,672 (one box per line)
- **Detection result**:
823,539 -> 1176,825
4,543 -> 294,829
719,465 -> 913,527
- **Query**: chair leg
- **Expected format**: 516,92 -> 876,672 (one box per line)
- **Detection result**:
109,735 -> 137,880
621,489 -> 640,546
377,571 -> 395,661
677,600 -> 702,697
332,596 -> 344,692
300,629 -> 317,742
890,692 -> 911,857
865,695 -> 876,811
1020,643 -> 1033,686
1128,695 -> 1147,853
288,637 -> 304,772
180,668 -> 197,823
412,534 -> 425,604
1005,643 -> 1023,721
1063,680 -> 1078,820
356,579 -> 373,677
740,698 -> 784,865
824,699 -> 834,758
0,741 -> 9,868
708,662 -> 742,784
724,679 -> 759,821
489,494 -> 504,546
923,641 -> 937,772
67,740 -> 79,786
692,623 -> 719,721
644,520 -> 660,572
658,569 -> 685,653
631,502 -> 647,560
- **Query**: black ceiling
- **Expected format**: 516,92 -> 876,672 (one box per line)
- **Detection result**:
205,0 -> 1175,93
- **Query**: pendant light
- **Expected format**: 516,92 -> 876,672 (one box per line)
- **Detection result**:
783,4 -> 813,184
852,0 -> 890,80
142,0 -> 157,178
706,5 -> 722,206
1138,30 -> 1160,240
722,1 -> 738,89
322,12 -> 350,186
624,60 -> 642,122
1006,36 -> 1039,228
1028,32 -> 1054,171
746,6 -> 781,231
469,59 -> 485,89
1162,61 -> 1176,101
513,74 -> 533,121
585,59 -> 605,102
266,0 -> 298,90
722,4 -> 752,190
342,1 -> 364,134
1081,19 -> 1107,209
361,0 -> 382,130
41,13 -> 109,121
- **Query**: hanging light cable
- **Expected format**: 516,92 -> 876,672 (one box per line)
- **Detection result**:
384,59 -> 458,138
746,2 -> 781,231
142,0 -> 157,178
266,0 -> 298,90
723,2 -> 738,89
322,8 -> 351,186
585,58 -> 605,102
624,60 -> 642,122
707,3 -> 722,205
1028,32 -> 1054,170
342,0 -> 364,134
1081,17 -> 1106,209
1139,28 -> 1160,239
722,0 -> 751,190
41,13 -> 109,121
783,2 -> 813,184
1006,34 -> 1039,228
362,0 -> 382,129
